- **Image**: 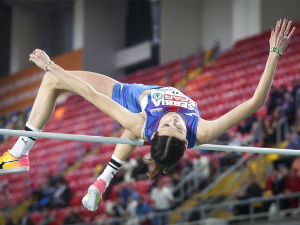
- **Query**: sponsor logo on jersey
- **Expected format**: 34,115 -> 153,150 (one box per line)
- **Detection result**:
164,94 -> 196,105
152,93 -> 163,100
152,99 -> 196,110
151,87 -> 197,110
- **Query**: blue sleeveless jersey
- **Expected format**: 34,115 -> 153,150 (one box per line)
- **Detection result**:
144,87 -> 200,148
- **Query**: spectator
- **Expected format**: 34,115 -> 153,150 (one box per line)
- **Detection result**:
237,114 -> 257,134
291,156 -> 300,174
219,151 -> 241,168
282,92 -> 295,125
251,116 -> 265,143
150,180 -> 174,225
193,152 -> 209,178
265,169 -> 286,195
264,109 -> 283,146
285,132 -> 300,150
124,210 -> 139,225
216,132 -> 230,145
111,166 -> 126,184
278,85 -> 288,104
284,169 -> 300,208
228,132 -> 242,146
38,210 -> 56,225
271,133 -> 300,172
118,183 -> 132,205
0,180 -> 14,208
132,153 -> 148,180
123,158 -> 138,181
127,195 -> 138,217
130,186 -> 139,200
112,197 -> 125,219
136,196 -> 152,225
292,79 -> 300,98
170,173 -> 182,208
268,86 -> 281,115
188,198 -> 201,222
136,196 -> 150,215
63,208 -> 83,224
264,167 -> 288,211
51,179 -> 72,208
244,174 -> 263,198
234,174 -> 263,215
181,155 -> 193,174
4,216 -> 13,225
17,211 -> 34,225
29,182 -> 56,211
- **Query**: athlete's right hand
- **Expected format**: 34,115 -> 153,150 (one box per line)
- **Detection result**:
29,49 -> 52,71
269,17 -> 296,52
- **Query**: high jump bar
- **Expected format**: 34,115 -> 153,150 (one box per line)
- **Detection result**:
0,129 -> 298,156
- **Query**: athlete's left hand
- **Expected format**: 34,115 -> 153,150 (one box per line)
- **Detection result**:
29,49 -> 52,71
269,17 -> 296,52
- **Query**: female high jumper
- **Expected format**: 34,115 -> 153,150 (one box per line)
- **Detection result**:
0,17 -> 296,211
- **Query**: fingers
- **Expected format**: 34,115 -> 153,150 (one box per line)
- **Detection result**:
287,27 -> 296,40
274,19 -> 281,37
34,49 -> 43,54
29,54 -> 37,63
270,27 -> 275,38
284,21 -> 293,35
279,17 -> 288,36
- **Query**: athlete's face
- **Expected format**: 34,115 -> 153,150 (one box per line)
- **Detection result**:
155,112 -> 187,142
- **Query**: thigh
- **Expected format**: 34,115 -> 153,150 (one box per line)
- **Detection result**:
59,71 -> 118,98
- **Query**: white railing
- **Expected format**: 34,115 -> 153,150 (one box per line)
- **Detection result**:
1,129 -> 300,155
81,192 -> 300,225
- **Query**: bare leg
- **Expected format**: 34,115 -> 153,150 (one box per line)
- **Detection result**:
28,71 -> 117,129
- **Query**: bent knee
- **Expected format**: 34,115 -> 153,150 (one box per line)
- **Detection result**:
41,72 -> 66,90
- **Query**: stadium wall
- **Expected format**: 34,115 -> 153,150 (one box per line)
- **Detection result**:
160,0 -> 203,64
261,0 -> 300,31
4,1 -> 300,82
202,1 -> 232,52
10,5 -> 39,74
83,0 -> 126,78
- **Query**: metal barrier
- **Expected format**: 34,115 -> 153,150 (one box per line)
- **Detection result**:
201,153 -> 252,202
173,168 -> 205,206
85,192 -> 300,225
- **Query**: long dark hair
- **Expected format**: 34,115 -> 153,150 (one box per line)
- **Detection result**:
146,132 -> 186,180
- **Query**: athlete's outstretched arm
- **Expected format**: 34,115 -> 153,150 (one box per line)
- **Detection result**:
29,50 -> 144,137
113,129 -> 139,161
196,18 -> 296,144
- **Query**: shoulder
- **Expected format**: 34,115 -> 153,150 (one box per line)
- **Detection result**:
195,118 -> 211,145
136,111 -> 147,139
128,112 -> 146,137
137,111 -> 147,119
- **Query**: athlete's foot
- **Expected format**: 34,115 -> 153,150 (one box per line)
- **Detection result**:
82,179 -> 106,211
0,150 -> 29,175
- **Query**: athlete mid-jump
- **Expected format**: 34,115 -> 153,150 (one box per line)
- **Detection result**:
0,17 -> 295,211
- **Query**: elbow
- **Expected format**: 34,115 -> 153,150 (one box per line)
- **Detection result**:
250,97 -> 266,110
